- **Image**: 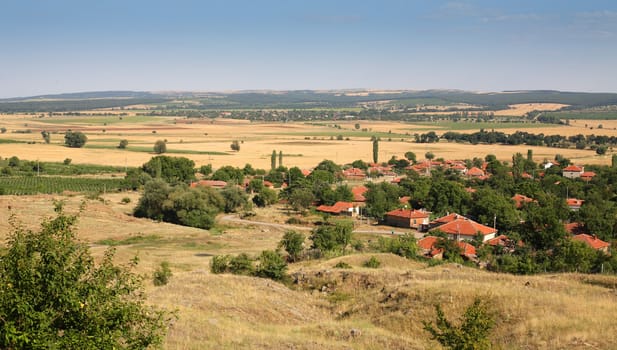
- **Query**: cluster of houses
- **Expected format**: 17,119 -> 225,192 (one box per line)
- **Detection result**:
190,160 -> 609,259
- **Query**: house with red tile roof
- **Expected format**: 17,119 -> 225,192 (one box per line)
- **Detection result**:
399,196 -> 411,205
429,217 -> 497,242
566,198 -> 584,211
572,234 -> 610,253
563,165 -> 584,179
301,169 -> 312,177
351,185 -> 368,203
190,180 -> 228,189
342,167 -> 366,180
417,236 -> 477,260
512,194 -> 535,209
385,208 -> 430,229
564,222 -> 587,235
429,213 -> 467,229
316,201 -> 359,217
580,171 -> 596,182
466,167 -> 485,178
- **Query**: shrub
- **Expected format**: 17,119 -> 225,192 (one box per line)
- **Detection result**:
334,261 -> 352,269
0,203 -> 171,348
8,156 -> 20,167
210,255 -> 231,274
153,261 -> 172,286
64,130 -> 88,148
278,231 -> 305,262
118,139 -> 129,149
423,297 -> 495,350
63,158 -> 72,165
363,256 -> 381,268
121,197 -> 131,204
255,250 -> 287,281
153,140 -> 167,154
228,253 -> 255,275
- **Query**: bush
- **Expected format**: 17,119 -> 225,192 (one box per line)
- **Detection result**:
229,253 -> 255,275
210,255 -> 231,274
0,203 -> 171,348
63,158 -> 72,165
278,231 -> 305,262
64,130 -> 88,148
153,140 -> 167,154
153,261 -> 172,286
423,297 -> 495,350
334,261 -> 352,269
121,197 -> 131,204
118,139 -> 129,149
363,256 -> 381,268
8,156 -> 20,167
255,250 -> 288,281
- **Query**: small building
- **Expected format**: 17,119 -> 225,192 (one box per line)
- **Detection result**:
429,217 -> 497,242
467,167 -> 485,178
417,235 -> 477,260
385,208 -> 430,229
351,185 -> 368,204
563,165 -> 584,179
580,171 -> 596,182
316,201 -> 359,217
342,168 -> 366,180
572,234 -> 610,253
429,213 -> 467,230
567,198 -> 584,211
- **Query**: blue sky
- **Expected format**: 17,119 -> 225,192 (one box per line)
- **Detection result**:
1,0 -> 617,98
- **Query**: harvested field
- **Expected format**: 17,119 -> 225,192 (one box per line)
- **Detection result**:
0,114 -> 614,169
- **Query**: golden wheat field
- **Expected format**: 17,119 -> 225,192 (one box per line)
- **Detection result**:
0,112 -> 614,169
1,194 -> 616,349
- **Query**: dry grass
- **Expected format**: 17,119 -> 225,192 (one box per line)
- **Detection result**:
492,103 -> 569,116
1,195 -> 617,349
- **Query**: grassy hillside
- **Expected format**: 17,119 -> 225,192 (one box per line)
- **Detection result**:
1,194 -> 616,349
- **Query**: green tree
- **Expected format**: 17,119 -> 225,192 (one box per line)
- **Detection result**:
211,165 -> 244,185
404,151 -> 417,163
278,150 -> 283,168
423,298 -> 495,350
142,155 -> 196,183
425,151 -> 435,160
64,130 -> 88,148
372,138 -> 379,163
364,182 -> 401,220
0,204 -> 170,349
199,164 -> 213,176
252,187 -> 278,207
220,185 -> 248,213
470,188 -> 519,231
230,140 -> 240,151
279,231 -> 305,262
271,150 -> 277,170
41,130 -> 51,143
354,123 -> 360,130
310,221 -> 353,252
118,139 -> 129,149
153,261 -> 172,286
153,140 -> 167,154
288,188 -> 314,213
255,250 -> 287,281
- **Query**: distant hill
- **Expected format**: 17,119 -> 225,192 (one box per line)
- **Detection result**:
1,89 -> 617,112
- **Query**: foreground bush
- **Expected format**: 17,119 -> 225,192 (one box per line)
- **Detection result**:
0,203 -> 171,349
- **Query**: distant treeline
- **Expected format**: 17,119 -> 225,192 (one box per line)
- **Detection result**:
0,98 -> 169,113
3,90 -> 617,113
441,129 -> 617,149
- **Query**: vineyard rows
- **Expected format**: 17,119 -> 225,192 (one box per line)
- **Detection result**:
0,176 -> 131,195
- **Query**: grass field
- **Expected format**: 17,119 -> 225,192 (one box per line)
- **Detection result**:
1,194 -> 616,349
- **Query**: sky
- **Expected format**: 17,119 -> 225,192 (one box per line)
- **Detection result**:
1,0 -> 617,98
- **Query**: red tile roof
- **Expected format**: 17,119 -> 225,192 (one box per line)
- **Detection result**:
467,167 -> 485,177
316,201 -> 355,214
563,165 -> 583,172
512,194 -> 534,209
567,198 -> 584,207
429,218 -> 496,237
572,234 -> 610,250
342,168 -> 366,177
431,213 -> 466,226
418,236 -> 439,251
386,208 -> 429,219
487,235 -> 509,246
399,196 -> 411,204
352,186 -> 368,202
301,169 -> 312,176
581,171 -> 596,179
564,222 -> 587,235
458,241 -> 477,256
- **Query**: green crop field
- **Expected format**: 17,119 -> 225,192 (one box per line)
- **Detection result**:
0,176 -> 131,195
